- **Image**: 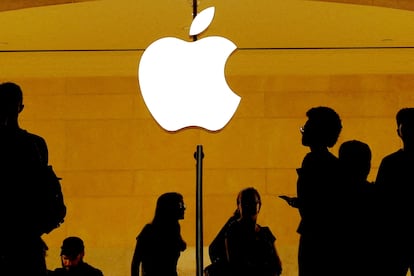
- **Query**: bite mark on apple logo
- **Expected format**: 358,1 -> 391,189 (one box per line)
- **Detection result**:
138,7 -> 241,132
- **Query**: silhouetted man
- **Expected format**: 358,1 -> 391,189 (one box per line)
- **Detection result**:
376,108 -> 414,276
0,82 -> 50,275
338,140 -> 379,276
51,236 -> 103,276
295,106 -> 342,276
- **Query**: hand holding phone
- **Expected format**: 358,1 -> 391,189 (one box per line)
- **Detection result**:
278,195 -> 298,208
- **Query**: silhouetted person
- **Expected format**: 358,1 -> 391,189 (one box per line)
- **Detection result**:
375,108 -> 414,276
0,82 -> 51,275
225,187 -> 282,276
131,192 -> 187,276
338,140 -> 378,276
50,236 -> 103,276
205,191 -> 241,276
295,106 -> 342,276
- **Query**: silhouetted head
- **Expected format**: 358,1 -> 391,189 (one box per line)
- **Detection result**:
153,192 -> 185,224
233,190 -> 242,218
238,187 -> 261,219
396,108 -> 414,147
0,82 -> 24,126
301,106 -> 342,148
60,236 -> 85,270
339,140 -> 371,182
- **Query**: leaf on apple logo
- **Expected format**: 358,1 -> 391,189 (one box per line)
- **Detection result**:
189,6 -> 215,36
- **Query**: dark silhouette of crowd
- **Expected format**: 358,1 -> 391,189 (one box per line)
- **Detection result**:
275,106 -> 414,276
2,81 -> 414,276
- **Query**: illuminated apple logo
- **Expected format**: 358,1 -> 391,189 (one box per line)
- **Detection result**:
138,7 -> 241,132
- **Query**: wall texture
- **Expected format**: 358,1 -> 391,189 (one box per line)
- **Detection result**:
1,49 -> 413,275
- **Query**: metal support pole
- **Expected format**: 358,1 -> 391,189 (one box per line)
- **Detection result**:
194,145 -> 204,276
192,0 -> 198,41
192,2 -> 202,274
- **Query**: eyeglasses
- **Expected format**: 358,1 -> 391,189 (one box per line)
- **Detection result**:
178,202 -> 186,210
300,126 -> 305,134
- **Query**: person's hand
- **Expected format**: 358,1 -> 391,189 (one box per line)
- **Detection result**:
279,195 -> 298,208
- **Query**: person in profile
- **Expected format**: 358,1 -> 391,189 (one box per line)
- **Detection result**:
337,140 -> 378,275
225,187 -> 282,276
205,191 -> 241,276
131,192 -> 187,276
0,82 -> 52,275
375,107 -> 414,276
50,236 -> 103,276
293,106 -> 342,276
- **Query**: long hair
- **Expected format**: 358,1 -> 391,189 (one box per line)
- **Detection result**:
151,192 -> 186,251
152,192 -> 184,225
239,187 -> 262,218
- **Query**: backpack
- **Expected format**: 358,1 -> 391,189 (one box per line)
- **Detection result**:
36,164 -> 67,234
27,131 -> 67,234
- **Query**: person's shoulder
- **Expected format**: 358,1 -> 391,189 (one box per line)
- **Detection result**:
302,150 -> 337,167
380,149 -> 404,164
137,223 -> 153,239
23,130 -> 46,144
225,219 -> 241,236
257,225 -> 271,234
142,223 -> 153,232
257,225 -> 276,241
82,262 -> 104,276
49,267 -> 65,275
225,215 -> 238,227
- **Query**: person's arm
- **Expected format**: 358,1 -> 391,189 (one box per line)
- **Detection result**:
224,225 -> 242,274
131,244 -> 141,276
28,132 -> 49,165
272,241 -> 283,276
263,227 -> 282,276
279,195 -> 299,208
209,215 -> 237,263
224,237 -> 230,263
131,237 -> 143,276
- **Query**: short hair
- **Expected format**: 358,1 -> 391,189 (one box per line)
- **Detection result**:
396,108 -> 414,126
61,236 -> 84,257
306,106 -> 342,147
0,82 -> 23,104
0,82 -> 23,116
339,140 -> 371,180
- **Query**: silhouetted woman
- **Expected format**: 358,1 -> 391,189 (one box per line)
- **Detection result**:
131,192 -> 186,276
225,187 -> 282,276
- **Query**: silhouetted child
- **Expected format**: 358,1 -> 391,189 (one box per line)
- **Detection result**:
131,192 -> 186,276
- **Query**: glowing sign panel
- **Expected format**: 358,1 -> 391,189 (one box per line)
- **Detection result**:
138,7 -> 241,132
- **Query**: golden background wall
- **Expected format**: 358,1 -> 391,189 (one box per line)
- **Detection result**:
1,46 -> 413,275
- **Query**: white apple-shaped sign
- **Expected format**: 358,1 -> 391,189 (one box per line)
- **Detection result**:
138,7 -> 241,132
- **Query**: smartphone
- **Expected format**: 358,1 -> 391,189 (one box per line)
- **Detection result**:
279,195 -> 293,201
278,195 -> 298,207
